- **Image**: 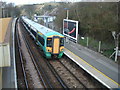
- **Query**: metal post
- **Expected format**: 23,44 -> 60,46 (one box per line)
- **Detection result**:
46,17 -> 48,27
114,3 -> 119,62
109,51 -> 116,58
115,47 -> 118,62
115,34 -> 119,62
66,9 -> 69,30
66,10 -> 69,20
44,17 -> 45,26
98,41 -> 101,52
7,9 -> 8,17
87,37 -> 89,47
66,9 -> 69,43
3,8 -> 4,18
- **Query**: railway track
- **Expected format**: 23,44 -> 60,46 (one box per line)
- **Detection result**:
18,18 -> 104,89
17,19 -> 53,88
45,59 -> 68,88
16,21 -> 29,88
19,19 -> 69,88
20,17 -> 87,88
48,60 -> 88,89
59,60 -> 87,88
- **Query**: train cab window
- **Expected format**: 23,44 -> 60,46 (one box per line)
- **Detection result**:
47,38 -> 52,47
38,35 -> 44,46
60,38 -> 64,46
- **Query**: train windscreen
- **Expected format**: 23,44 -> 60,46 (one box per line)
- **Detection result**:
47,38 -> 52,47
60,38 -> 64,46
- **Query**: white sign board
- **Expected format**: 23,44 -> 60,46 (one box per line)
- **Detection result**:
63,19 -> 78,42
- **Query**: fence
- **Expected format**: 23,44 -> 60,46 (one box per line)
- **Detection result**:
78,36 -> 115,59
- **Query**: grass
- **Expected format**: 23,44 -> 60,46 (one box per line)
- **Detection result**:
78,37 -> 115,59
103,49 -> 114,60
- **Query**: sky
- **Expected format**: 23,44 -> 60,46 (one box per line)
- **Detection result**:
1,0 -> 119,5
1,0 -> 61,5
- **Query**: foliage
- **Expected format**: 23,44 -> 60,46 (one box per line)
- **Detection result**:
78,36 -> 114,58
0,1 -> 21,18
20,5 -> 36,19
54,2 -> 119,43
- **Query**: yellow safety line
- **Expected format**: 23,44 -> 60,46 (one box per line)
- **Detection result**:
65,48 -> 120,86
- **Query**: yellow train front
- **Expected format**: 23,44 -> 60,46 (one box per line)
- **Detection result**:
21,16 -> 64,59
46,35 -> 64,58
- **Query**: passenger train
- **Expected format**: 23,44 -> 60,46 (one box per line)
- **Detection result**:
21,16 -> 64,59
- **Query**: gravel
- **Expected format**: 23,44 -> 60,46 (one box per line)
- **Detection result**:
60,56 -> 106,88
50,60 -> 84,88
17,21 -> 43,88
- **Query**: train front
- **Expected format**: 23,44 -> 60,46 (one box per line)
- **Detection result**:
45,35 -> 64,59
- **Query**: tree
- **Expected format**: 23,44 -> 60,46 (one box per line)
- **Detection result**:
0,1 -> 21,18
55,2 -> 118,43
21,5 -> 35,19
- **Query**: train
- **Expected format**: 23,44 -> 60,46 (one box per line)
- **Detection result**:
20,16 -> 64,59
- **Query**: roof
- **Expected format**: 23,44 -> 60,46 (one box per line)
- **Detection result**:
22,17 -> 63,37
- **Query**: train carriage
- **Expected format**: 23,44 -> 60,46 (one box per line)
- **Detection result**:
21,16 -> 64,59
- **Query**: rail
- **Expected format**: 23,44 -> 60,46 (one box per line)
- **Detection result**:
19,19 -> 53,88
16,21 -> 29,88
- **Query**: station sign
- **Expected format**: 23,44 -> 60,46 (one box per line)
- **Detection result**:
63,19 -> 78,42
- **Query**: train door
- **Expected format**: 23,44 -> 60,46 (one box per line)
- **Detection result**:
52,36 -> 60,54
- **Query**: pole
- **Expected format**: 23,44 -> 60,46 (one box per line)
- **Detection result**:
115,34 -> 120,62
115,47 -> 118,62
115,3 -> 119,62
66,10 -> 68,29
98,41 -> 101,52
2,8 -> 3,18
3,8 -> 4,18
46,17 -> 48,27
66,10 -> 69,20
66,9 -> 69,43
7,9 -> 8,17
87,37 -> 89,47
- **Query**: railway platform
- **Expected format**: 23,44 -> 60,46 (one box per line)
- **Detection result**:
64,41 -> 120,88
0,18 -> 17,89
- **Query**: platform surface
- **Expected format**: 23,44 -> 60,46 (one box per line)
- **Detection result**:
64,41 -> 120,88
0,18 -> 11,43
1,18 -> 17,88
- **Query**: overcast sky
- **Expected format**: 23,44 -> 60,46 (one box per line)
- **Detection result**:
1,0 -> 119,5
1,0 -> 82,5
1,0 -> 59,5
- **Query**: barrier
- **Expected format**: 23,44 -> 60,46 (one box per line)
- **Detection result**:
0,43 -> 10,67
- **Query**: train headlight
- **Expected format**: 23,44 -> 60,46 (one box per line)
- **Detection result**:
46,47 -> 52,52
48,49 -> 50,52
61,48 -> 64,51
47,49 -> 52,52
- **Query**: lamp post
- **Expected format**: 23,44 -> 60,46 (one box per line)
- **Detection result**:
1,3 -> 5,18
64,8 -> 69,31
64,8 -> 69,20
2,7 -> 4,18
64,8 -> 69,43
111,31 -> 120,62
66,9 -> 69,20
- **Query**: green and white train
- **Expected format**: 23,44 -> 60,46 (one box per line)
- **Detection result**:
21,16 -> 64,59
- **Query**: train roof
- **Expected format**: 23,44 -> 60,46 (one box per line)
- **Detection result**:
22,17 -> 64,37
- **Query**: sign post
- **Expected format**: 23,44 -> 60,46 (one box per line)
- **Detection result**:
63,19 -> 78,43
